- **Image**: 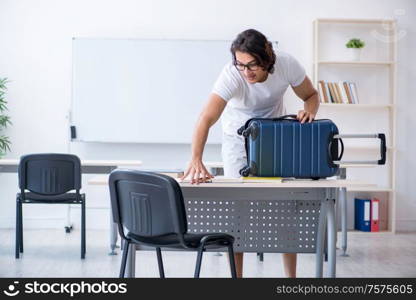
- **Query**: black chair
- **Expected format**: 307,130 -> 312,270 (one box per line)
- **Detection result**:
16,153 -> 86,259
109,169 -> 237,278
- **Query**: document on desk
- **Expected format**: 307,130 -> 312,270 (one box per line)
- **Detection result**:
243,176 -> 283,182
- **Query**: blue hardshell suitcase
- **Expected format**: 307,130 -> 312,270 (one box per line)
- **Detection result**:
237,115 -> 386,179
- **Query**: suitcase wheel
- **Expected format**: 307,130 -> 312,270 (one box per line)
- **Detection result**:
242,128 -> 251,138
240,167 -> 250,177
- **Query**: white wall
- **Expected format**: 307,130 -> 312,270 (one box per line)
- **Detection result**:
0,0 -> 415,231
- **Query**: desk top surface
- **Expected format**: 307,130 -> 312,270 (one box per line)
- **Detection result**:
0,159 -> 142,167
88,175 -> 376,189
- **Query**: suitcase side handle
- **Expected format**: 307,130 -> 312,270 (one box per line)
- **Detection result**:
328,136 -> 344,168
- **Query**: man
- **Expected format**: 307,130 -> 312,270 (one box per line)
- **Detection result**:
182,29 -> 319,277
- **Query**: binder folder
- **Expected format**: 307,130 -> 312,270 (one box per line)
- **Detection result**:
355,198 -> 371,232
371,198 -> 380,232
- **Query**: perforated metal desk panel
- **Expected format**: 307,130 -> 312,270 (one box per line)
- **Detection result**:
183,187 -> 323,253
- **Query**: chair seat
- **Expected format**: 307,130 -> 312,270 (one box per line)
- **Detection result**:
127,232 -> 234,249
17,192 -> 85,204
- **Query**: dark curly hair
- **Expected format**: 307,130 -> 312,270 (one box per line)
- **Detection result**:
230,29 -> 276,74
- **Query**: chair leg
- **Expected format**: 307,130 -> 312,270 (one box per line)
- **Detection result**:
119,240 -> 130,278
81,200 -> 86,259
194,246 -> 204,278
228,245 -> 237,278
156,247 -> 165,278
19,201 -> 23,253
15,199 -> 20,259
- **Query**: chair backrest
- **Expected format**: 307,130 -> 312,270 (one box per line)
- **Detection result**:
18,153 -> 81,195
109,169 -> 188,238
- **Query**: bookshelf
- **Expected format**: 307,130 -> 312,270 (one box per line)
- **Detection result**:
313,18 -> 397,232
319,103 -> 392,109
318,60 -> 394,65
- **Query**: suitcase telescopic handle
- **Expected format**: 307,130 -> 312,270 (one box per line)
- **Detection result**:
332,133 -> 387,165
379,133 -> 387,165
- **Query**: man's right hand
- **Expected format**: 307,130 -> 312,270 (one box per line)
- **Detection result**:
181,159 -> 214,184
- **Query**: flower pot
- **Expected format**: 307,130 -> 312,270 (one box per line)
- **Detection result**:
349,48 -> 362,61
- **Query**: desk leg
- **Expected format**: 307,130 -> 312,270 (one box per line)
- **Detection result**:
109,211 -> 118,255
337,168 -> 348,257
327,189 -> 337,278
125,244 -> 136,278
315,198 -> 328,278
340,187 -> 348,257
209,166 -> 224,258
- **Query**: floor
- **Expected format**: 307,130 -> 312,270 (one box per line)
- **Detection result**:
1,229 -> 415,278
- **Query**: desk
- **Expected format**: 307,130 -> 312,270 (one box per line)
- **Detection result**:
0,158 -> 142,254
89,176 -> 374,278
204,162 -> 370,257
0,159 -> 142,173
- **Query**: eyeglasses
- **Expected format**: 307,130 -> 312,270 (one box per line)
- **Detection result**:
234,61 -> 260,72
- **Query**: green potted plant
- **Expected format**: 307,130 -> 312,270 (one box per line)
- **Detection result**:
0,78 -> 11,158
346,38 -> 365,61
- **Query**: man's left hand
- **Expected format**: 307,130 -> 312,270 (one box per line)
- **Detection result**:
297,110 -> 315,124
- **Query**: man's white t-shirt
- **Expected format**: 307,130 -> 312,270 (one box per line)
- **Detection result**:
212,51 -> 306,136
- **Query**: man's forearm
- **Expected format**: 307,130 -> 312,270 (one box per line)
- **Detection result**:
191,117 -> 210,160
304,91 -> 320,116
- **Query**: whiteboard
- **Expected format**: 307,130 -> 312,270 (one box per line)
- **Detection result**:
71,38 -> 232,143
